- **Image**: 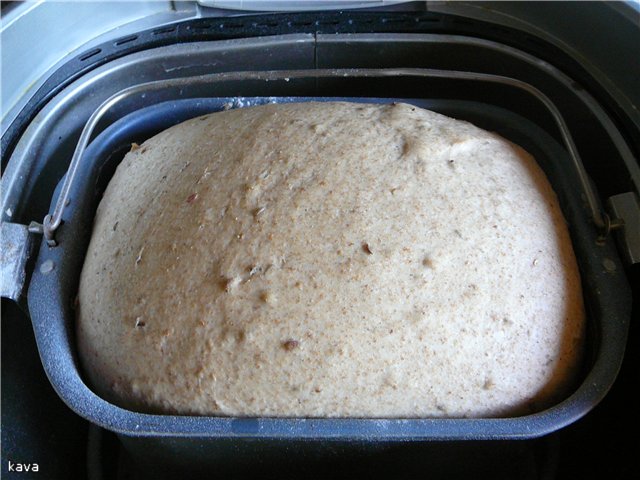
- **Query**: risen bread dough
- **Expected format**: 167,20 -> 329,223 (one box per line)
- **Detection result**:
77,102 -> 584,418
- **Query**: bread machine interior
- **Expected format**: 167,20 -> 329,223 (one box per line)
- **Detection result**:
1,2 -> 637,479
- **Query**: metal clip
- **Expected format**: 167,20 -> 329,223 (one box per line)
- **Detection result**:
0,222 -> 41,302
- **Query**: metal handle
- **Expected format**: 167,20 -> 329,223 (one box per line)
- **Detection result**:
41,67 -> 611,245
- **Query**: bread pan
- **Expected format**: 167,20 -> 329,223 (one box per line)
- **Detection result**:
27,97 -> 631,473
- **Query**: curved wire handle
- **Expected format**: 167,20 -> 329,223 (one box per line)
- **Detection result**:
42,67 -> 610,246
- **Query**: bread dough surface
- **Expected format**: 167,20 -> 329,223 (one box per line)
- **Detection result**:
77,102 -> 585,417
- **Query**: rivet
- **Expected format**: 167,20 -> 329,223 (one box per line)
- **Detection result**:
40,260 -> 55,274
602,258 -> 616,273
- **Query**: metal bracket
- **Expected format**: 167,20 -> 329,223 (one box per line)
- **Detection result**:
0,221 -> 41,302
608,192 -> 640,266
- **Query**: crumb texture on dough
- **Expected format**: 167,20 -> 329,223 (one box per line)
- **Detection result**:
77,102 -> 585,418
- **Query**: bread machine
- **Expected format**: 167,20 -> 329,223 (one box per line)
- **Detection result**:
2,2 -> 638,479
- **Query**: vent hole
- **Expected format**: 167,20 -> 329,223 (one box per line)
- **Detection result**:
115,35 -> 138,46
152,26 -> 176,35
79,48 -> 101,62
